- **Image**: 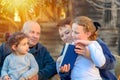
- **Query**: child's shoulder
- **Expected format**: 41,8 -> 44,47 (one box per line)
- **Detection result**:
26,52 -> 33,56
26,53 -> 34,58
4,53 -> 14,60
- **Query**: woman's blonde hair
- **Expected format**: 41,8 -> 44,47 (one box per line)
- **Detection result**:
73,16 -> 98,40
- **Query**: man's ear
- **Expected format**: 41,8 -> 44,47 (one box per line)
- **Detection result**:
12,45 -> 16,51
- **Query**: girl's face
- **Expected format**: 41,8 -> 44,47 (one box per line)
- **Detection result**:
59,25 -> 73,43
13,38 -> 29,55
72,23 -> 90,42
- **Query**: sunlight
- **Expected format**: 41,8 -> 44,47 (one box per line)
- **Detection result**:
60,8 -> 66,20
0,0 -> 38,22
0,0 -> 38,13
14,9 -> 21,22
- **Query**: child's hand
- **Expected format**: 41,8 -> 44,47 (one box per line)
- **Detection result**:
20,77 -> 25,80
3,75 -> 11,80
28,74 -> 38,80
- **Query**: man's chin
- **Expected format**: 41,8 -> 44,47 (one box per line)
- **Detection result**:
29,43 -> 37,47
29,40 -> 38,45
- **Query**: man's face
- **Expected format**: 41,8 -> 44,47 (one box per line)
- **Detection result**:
59,25 -> 73,43
25,23 -> 41,47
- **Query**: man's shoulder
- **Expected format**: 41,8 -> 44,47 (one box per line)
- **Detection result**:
0,43 -> 6,49
37,43 -> 47,50
0,43 -> 11,54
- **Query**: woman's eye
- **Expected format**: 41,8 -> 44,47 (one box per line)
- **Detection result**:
65,31 -> 70,34
74,31 -> 79,34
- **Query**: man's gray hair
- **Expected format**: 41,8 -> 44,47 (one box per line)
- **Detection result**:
22,20 -> 40,33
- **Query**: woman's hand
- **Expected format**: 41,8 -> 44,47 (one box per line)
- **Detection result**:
59,64 -> 70,73
75,40 -> 92,46
74,40 -> 92,59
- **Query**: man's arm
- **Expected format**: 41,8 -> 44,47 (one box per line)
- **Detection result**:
0,43 -> 11,76
0,43 -> 4,76
36,47 -> 57,80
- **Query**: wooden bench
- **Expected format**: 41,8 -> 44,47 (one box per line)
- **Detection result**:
114,54 -> 120,79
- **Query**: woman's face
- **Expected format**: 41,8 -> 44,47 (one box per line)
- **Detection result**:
59,25 -> 73,43
72,23 -> 90,42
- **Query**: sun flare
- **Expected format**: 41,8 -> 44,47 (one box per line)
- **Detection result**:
0,0 -> 38,13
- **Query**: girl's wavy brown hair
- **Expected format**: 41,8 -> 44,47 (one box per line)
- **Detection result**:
7,32 -> 28,51
73,16 -> 98,40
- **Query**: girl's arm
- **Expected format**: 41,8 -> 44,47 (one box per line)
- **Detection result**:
88,41 -> 106,67
75,40 -> 106,67
21,53 -> 39,80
